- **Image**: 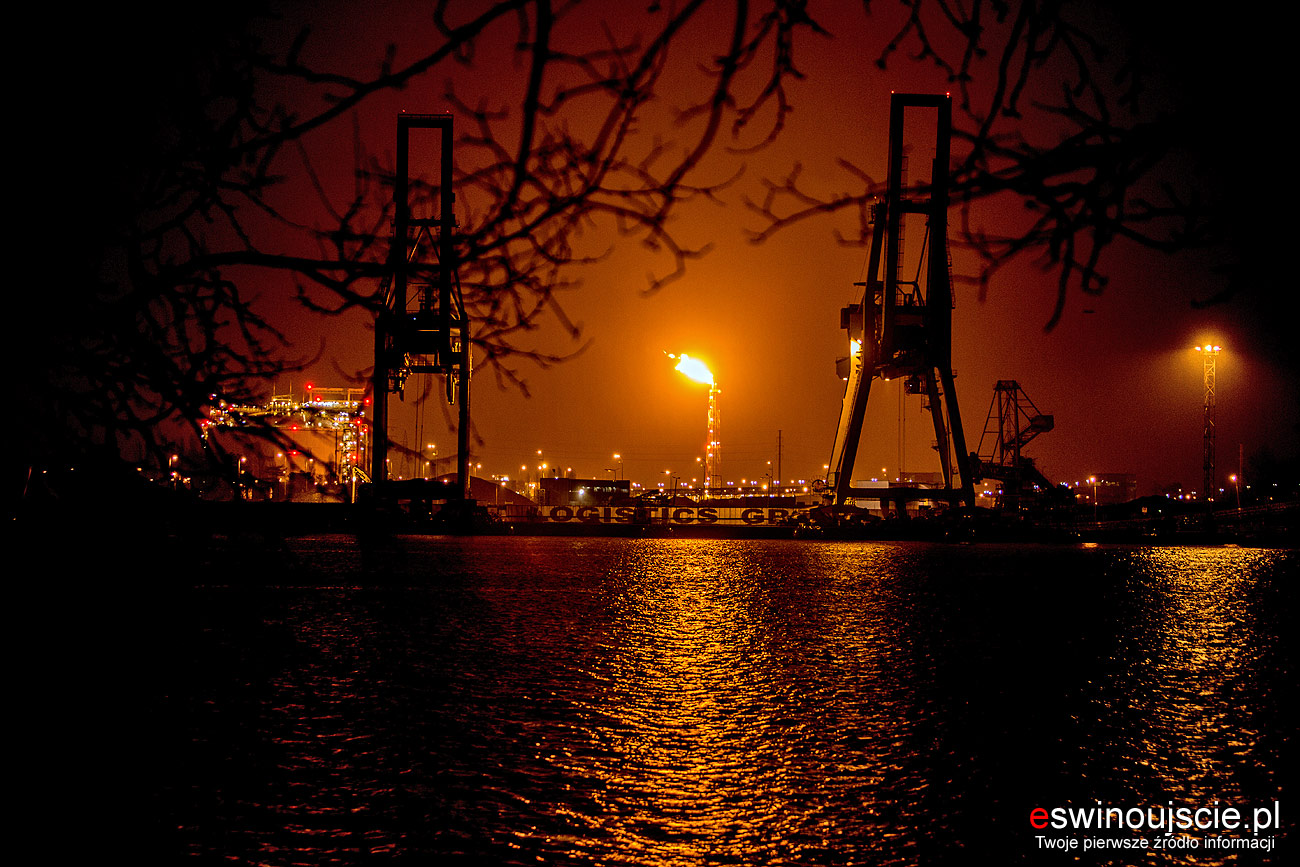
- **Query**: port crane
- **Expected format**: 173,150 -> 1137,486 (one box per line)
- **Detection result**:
371,114 -> 472,501
824,93 -> 976,515
973,380 -> 1061,512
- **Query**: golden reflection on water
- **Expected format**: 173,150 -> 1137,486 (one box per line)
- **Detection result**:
1070,546 -> 1287,867
1109,549 -> 1282,800
565,541 -> 797,864
188,536 -> 1290,865
533,540 -> 932,866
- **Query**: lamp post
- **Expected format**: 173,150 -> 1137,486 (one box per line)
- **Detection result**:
1194,344 -> 1221,502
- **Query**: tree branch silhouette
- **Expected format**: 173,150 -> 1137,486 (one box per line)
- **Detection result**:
746,0 -> 1229,330
26,0 -> 823,491
28,0 -> 1242,506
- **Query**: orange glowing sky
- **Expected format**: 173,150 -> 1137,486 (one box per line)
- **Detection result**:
127,2 -> 1300,496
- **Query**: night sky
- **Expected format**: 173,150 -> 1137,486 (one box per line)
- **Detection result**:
60,1 -> 1300,497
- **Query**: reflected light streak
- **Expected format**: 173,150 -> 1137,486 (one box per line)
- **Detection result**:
1095,547 -> 1283,806
540,540 -> 935,866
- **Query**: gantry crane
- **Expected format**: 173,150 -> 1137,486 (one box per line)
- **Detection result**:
825,93 -> 976,514
973,380 -> 1058,512
371,114 -> 472,501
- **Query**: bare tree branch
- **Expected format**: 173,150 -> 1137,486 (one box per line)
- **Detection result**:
746,0 -> 1232,330
24,0 -> 826,489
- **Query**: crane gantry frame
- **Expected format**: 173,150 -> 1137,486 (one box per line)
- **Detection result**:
371,114 -> 471,502
825,93 -> 976,513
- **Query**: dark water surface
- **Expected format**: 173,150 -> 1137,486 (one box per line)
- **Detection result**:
136,537 -> 1292,864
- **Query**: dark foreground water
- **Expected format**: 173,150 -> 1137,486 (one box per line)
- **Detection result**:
124,537 -> 1292,864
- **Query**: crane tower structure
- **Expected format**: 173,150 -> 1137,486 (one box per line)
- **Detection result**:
825,93 -> 976,513
974,380 -> 1057,512
371,114 -> 472,501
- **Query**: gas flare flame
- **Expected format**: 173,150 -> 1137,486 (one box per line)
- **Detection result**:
670,352 -> 714,386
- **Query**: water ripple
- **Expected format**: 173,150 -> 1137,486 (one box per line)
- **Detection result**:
156,538 -> 1294,865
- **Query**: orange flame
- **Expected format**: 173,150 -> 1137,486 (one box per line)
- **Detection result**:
672,353 -> 714,386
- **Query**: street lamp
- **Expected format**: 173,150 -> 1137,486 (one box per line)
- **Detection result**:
670,352 -> 719,490
613,453 -> 623,481
1194,343 -> 1221,502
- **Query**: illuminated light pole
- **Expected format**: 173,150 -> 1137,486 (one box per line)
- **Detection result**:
1195,344 -> 1221,502
671,353 -> 719,491
666,472 -> 681,498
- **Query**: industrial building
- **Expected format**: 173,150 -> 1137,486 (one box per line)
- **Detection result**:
202,386 -> 369,500
539,478 -> 633,507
